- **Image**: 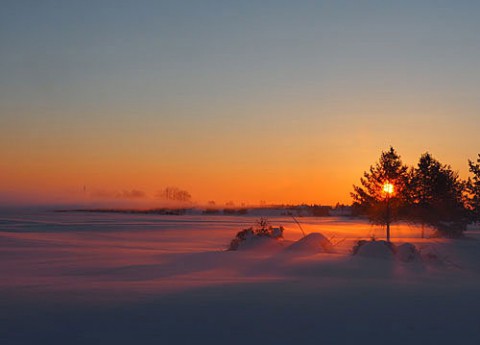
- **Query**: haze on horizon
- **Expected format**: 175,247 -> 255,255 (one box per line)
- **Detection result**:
1,1 -> 479,207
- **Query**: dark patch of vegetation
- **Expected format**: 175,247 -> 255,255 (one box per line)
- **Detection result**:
467,154 -> 480,223
310,205 -> 332,217
223,208 -> 248,215
280,204 -> 332,217
155,187 -> 192,202
228,217 -> 284,251
202,208 -> 220,214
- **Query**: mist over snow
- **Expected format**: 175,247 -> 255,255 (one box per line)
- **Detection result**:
1,210 -> 480,344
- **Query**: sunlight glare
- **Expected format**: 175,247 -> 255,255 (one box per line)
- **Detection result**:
383,182 -> 394,195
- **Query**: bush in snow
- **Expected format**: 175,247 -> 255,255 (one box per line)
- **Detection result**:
228,228 -> 255,250
228,218 -> 284,251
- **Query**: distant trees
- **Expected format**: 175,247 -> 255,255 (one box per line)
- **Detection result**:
352,147 -> 473,238
156,187 -> 192,203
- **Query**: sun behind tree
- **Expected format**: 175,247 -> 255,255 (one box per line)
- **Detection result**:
382,182 -> 394,194
351,147 -> 409,240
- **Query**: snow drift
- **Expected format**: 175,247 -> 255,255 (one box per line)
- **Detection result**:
286,232 -> 333,254
353,240 -> 396,259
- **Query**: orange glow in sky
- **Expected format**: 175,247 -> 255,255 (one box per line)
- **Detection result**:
1,2 -> 479,207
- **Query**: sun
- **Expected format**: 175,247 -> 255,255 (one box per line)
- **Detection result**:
383,182 -> 394,195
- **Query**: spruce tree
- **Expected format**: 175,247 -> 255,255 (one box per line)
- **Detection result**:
467,154 -> 480,222
351,147 -> 409,240
408,153 -> 468,237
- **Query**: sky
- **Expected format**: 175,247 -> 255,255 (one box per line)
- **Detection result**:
1,0 -> 480,206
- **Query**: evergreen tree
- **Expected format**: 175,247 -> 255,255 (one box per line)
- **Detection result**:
351,147 -> 409,239
408,153 -> 468,237
467,154 -> 480,222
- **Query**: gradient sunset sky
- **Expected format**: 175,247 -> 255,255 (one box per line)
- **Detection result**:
1,1 -> 479,206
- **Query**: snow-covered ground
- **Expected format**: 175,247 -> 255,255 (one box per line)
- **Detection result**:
1,210 -> 479,344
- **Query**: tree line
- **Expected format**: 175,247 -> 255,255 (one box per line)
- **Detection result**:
351,147 -> 480,238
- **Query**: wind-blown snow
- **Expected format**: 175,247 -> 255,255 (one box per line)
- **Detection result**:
1,210 -> 479,344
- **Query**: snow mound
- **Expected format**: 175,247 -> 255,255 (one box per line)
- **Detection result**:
286,233 -> 333,254
353,240 -> 395,259
396,243 -> 420,262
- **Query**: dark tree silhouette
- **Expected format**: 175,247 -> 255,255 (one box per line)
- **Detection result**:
407,153 -> 468,238
351,147 -> 409,240
467,154 -> 480,223
156,187 -> 192,202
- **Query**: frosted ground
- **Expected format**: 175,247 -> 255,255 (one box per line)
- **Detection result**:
1,210 -> 480,344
